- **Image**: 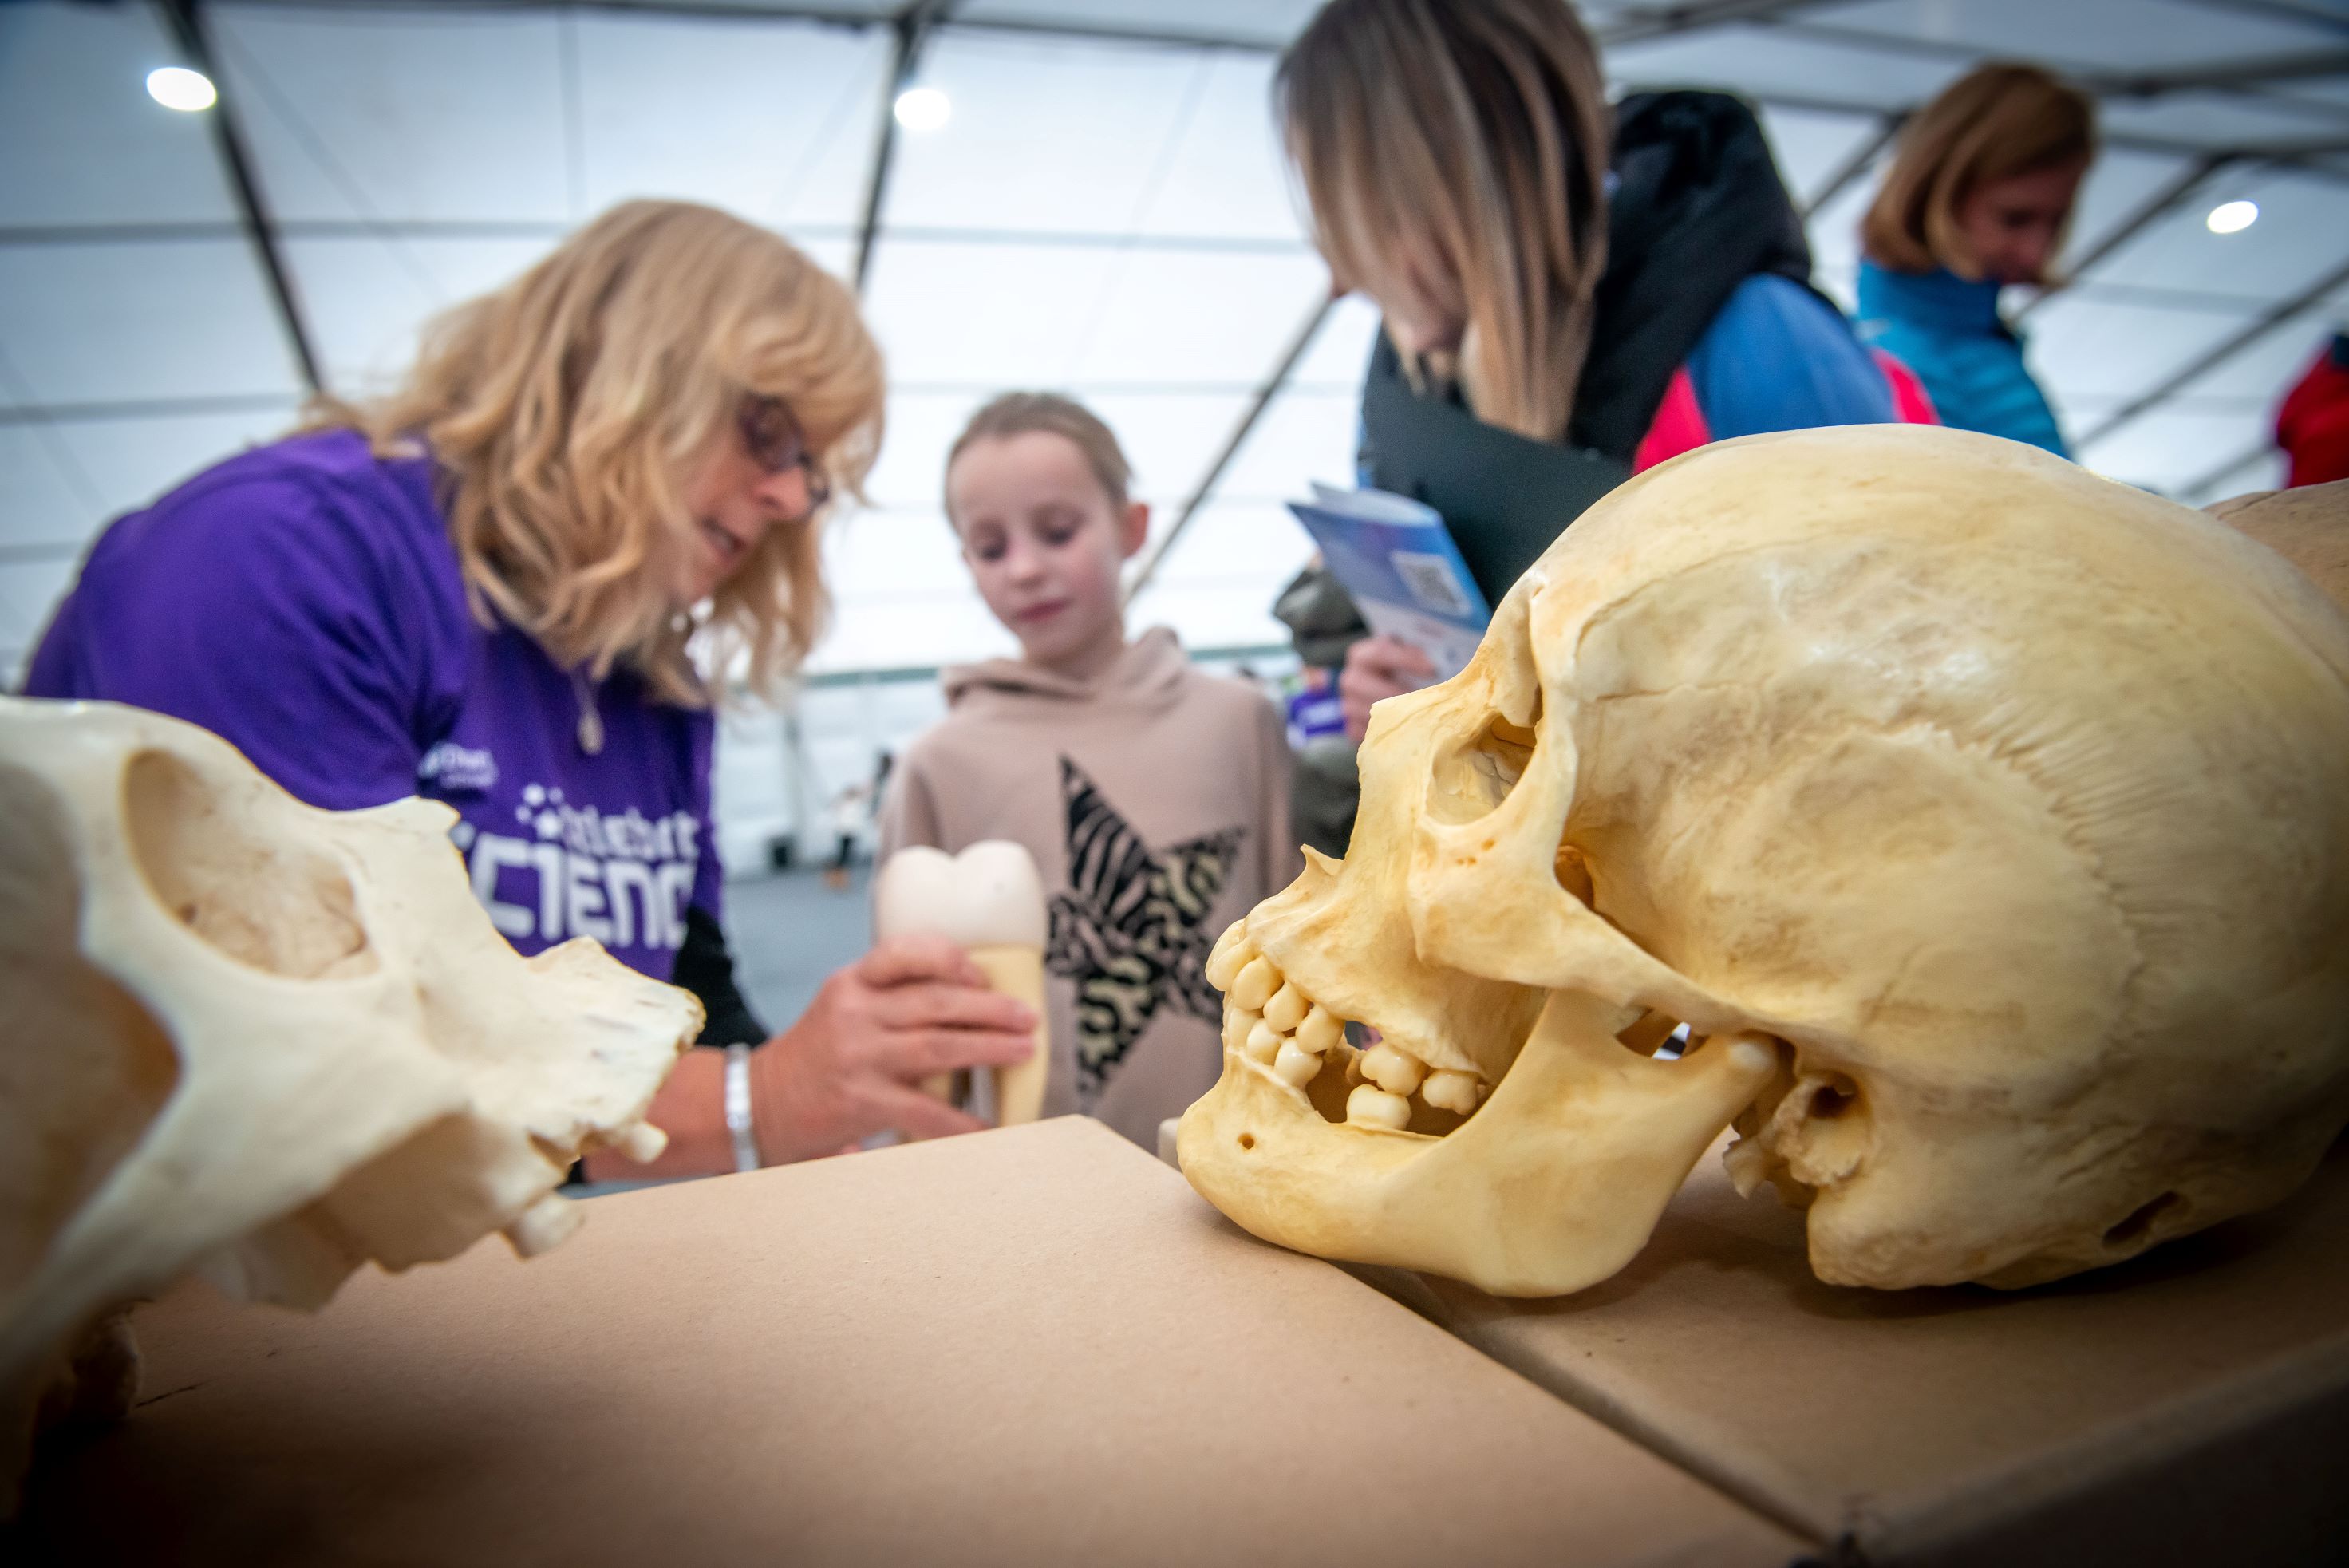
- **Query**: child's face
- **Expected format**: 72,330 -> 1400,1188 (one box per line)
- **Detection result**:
947,431 -> 1149,669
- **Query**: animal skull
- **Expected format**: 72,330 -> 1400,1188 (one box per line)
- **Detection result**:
1179,427 -> 2349,1297
1,697 -> 701,1500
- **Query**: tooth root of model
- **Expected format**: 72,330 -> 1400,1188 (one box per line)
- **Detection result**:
1346,1084 -> 1411,1131
1243,1019 -> 1285,1064
1272,1040 -> 1324,1088
1360,1041 -> 1427,1096
1203,922 -> 1253,991
1228,956 -> 1281,1013
1262,983 -> 1309,1033
871,842 -> 1051,1125
1421,1069 -> 1482,1116
1293,1005 -> 1343,1056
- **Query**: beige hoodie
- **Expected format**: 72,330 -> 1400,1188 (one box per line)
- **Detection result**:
879,628 -> 1300,1149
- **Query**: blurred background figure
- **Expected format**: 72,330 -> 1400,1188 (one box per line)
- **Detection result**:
1283,663 -> 1344,753
1286,0 -> 1901,487
2277,330 -> 2349,491
1273,0 -> 1906,851
821,776 -> 876,890
1856,64 -> 2097,458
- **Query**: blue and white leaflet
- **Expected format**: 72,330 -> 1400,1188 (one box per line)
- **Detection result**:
1287,483 -> 1493,681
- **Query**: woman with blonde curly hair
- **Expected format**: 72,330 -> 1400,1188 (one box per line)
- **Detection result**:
26,200 -> 1035,1174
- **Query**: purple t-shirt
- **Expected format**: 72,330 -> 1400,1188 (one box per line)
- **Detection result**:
25,429 -> 720,981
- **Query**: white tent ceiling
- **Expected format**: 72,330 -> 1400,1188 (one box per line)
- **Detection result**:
4,0 -> 2347,683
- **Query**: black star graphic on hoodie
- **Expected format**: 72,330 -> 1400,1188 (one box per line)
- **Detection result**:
1044,756 -> 1245,1096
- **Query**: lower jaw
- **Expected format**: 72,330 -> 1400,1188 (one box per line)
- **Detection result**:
1176,984 -> 1785,1297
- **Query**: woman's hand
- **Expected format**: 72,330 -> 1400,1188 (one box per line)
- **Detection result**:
748,934 -> 1037,1164
580,935 -> 1034,1182
1340,634 -> 1436,741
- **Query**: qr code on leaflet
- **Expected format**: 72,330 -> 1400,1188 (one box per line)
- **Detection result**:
1391,550 -> 1474,617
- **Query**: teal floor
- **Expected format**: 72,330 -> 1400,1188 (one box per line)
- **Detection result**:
724,862 -> 874,1038
576,863 -> 877,1196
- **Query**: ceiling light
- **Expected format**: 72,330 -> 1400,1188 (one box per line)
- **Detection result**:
2205,199 -> 2259,235
146,65 -> 217,113
894,86 -> 950,133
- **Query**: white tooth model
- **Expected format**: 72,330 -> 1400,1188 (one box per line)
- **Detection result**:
0,697 -> 701,1508
1178,425 -> 2349,1298
872,843 -> 1049,1125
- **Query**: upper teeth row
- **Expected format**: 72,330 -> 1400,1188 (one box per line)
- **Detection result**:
1204,922 -> 1486,1129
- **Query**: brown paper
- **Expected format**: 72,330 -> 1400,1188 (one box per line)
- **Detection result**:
1402,1135 -> 2349,1566
18,1118 -> 1800,1567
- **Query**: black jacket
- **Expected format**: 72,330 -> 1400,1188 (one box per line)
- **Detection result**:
1278,91 -> 1816,855
1570,89 -> 1814,460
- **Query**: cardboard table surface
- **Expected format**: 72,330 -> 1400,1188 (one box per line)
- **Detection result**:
1400,1136 -> 2349,1567
19,1118 -> 1800,1568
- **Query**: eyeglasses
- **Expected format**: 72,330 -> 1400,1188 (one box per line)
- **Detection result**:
738,394 -> 832,519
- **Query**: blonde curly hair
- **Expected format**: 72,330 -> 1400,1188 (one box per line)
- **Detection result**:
311,200 -> 884,705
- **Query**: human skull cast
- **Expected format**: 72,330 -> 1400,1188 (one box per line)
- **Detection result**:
1180,425 -> 2349,1297
1,697 -> 701,1501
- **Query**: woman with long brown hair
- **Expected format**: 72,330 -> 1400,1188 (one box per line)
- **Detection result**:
1856,62 -> 2096,456
26,200 -> 1035,1175
1273,0 -> 1905,847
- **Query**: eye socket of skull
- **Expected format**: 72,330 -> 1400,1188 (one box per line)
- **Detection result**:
2,770 -> 184,1286
1427,711 -> 1540,825
124,751 -> 377,981
1554,843 -> 1593,905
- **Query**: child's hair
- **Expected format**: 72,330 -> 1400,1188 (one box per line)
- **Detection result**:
1862,62 -> 2097,281
945,392 -> 1133,517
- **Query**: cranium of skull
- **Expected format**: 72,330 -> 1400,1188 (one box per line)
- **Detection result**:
1,697 -> 700,1501
1180,426 -> 2349,1297
2210,479 -> 2349,614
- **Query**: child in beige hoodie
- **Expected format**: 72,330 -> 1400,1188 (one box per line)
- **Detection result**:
879,393 -> 1300,1149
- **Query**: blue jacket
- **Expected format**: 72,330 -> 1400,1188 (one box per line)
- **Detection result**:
1855,260 -> 2067,456
1684,272 -> 1897,441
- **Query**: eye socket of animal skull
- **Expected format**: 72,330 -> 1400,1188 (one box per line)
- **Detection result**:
1,697 -> 701,1499
1179,427 -> 2349,1298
